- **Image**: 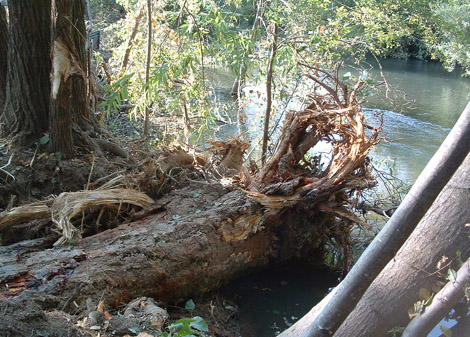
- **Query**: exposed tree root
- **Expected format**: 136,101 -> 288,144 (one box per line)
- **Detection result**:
0,67 -> 383,337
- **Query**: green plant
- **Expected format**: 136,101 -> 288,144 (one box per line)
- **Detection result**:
162,316 -> 209,337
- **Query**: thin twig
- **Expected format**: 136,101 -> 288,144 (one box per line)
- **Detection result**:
86,154 -> 96,190
0,154 -> 15,181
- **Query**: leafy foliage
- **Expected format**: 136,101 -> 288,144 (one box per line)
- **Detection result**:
162,316 -> 209,337
97,0 -> 470,146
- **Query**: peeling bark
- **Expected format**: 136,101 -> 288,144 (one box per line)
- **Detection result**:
0,184 -> 331,315
49,0 -> 89,157
48,0 -> 126,158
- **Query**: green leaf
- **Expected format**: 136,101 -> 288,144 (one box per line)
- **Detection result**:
447,268 -> 457,283
273,309 -> 281,315
192,192 -> 200,199
54,152 -> 63,159
440,324 -> 452,337
185,299 -> 196,310
172,214 -> 182,220
170,318 -> 195,335
190,316 -> 209,332
39,135 -> 50,145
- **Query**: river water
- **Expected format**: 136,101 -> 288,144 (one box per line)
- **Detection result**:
362,58 -> 470,182
209,59 -> 470,336
208,58 -> 470,184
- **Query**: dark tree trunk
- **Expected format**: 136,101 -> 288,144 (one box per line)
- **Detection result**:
1,0 -> 51,144
49,0 -> 89,157
0,4 -> 7,107
48,0 -> 126,158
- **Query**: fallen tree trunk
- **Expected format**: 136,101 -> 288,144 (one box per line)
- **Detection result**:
0,182 -> 334,335
0,66 -> 379,335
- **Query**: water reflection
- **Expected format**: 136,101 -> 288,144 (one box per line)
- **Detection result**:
361,57 -> 470,129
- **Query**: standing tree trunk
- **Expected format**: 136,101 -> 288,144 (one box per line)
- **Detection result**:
0,4 -> 7,108
1,0 -> 51,144
48,0 -> 125,158
49,0 -> 89,157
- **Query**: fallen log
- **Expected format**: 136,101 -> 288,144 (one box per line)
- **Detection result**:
0,67 -> 380,335
0,182 -> 335,335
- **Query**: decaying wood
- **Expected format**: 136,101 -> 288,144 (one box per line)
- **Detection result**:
0,67 -> 381,335
0,189 -> 154,246
0,201 -> 52,231
51,189 -> 154,245
0,183 -> 332,310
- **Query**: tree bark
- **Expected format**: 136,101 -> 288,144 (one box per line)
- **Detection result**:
0,183 -> 331,325
303,100 -> 470,337
0,4 -> 7,107
1,0 -> 51,144
49,0 -> 89,157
